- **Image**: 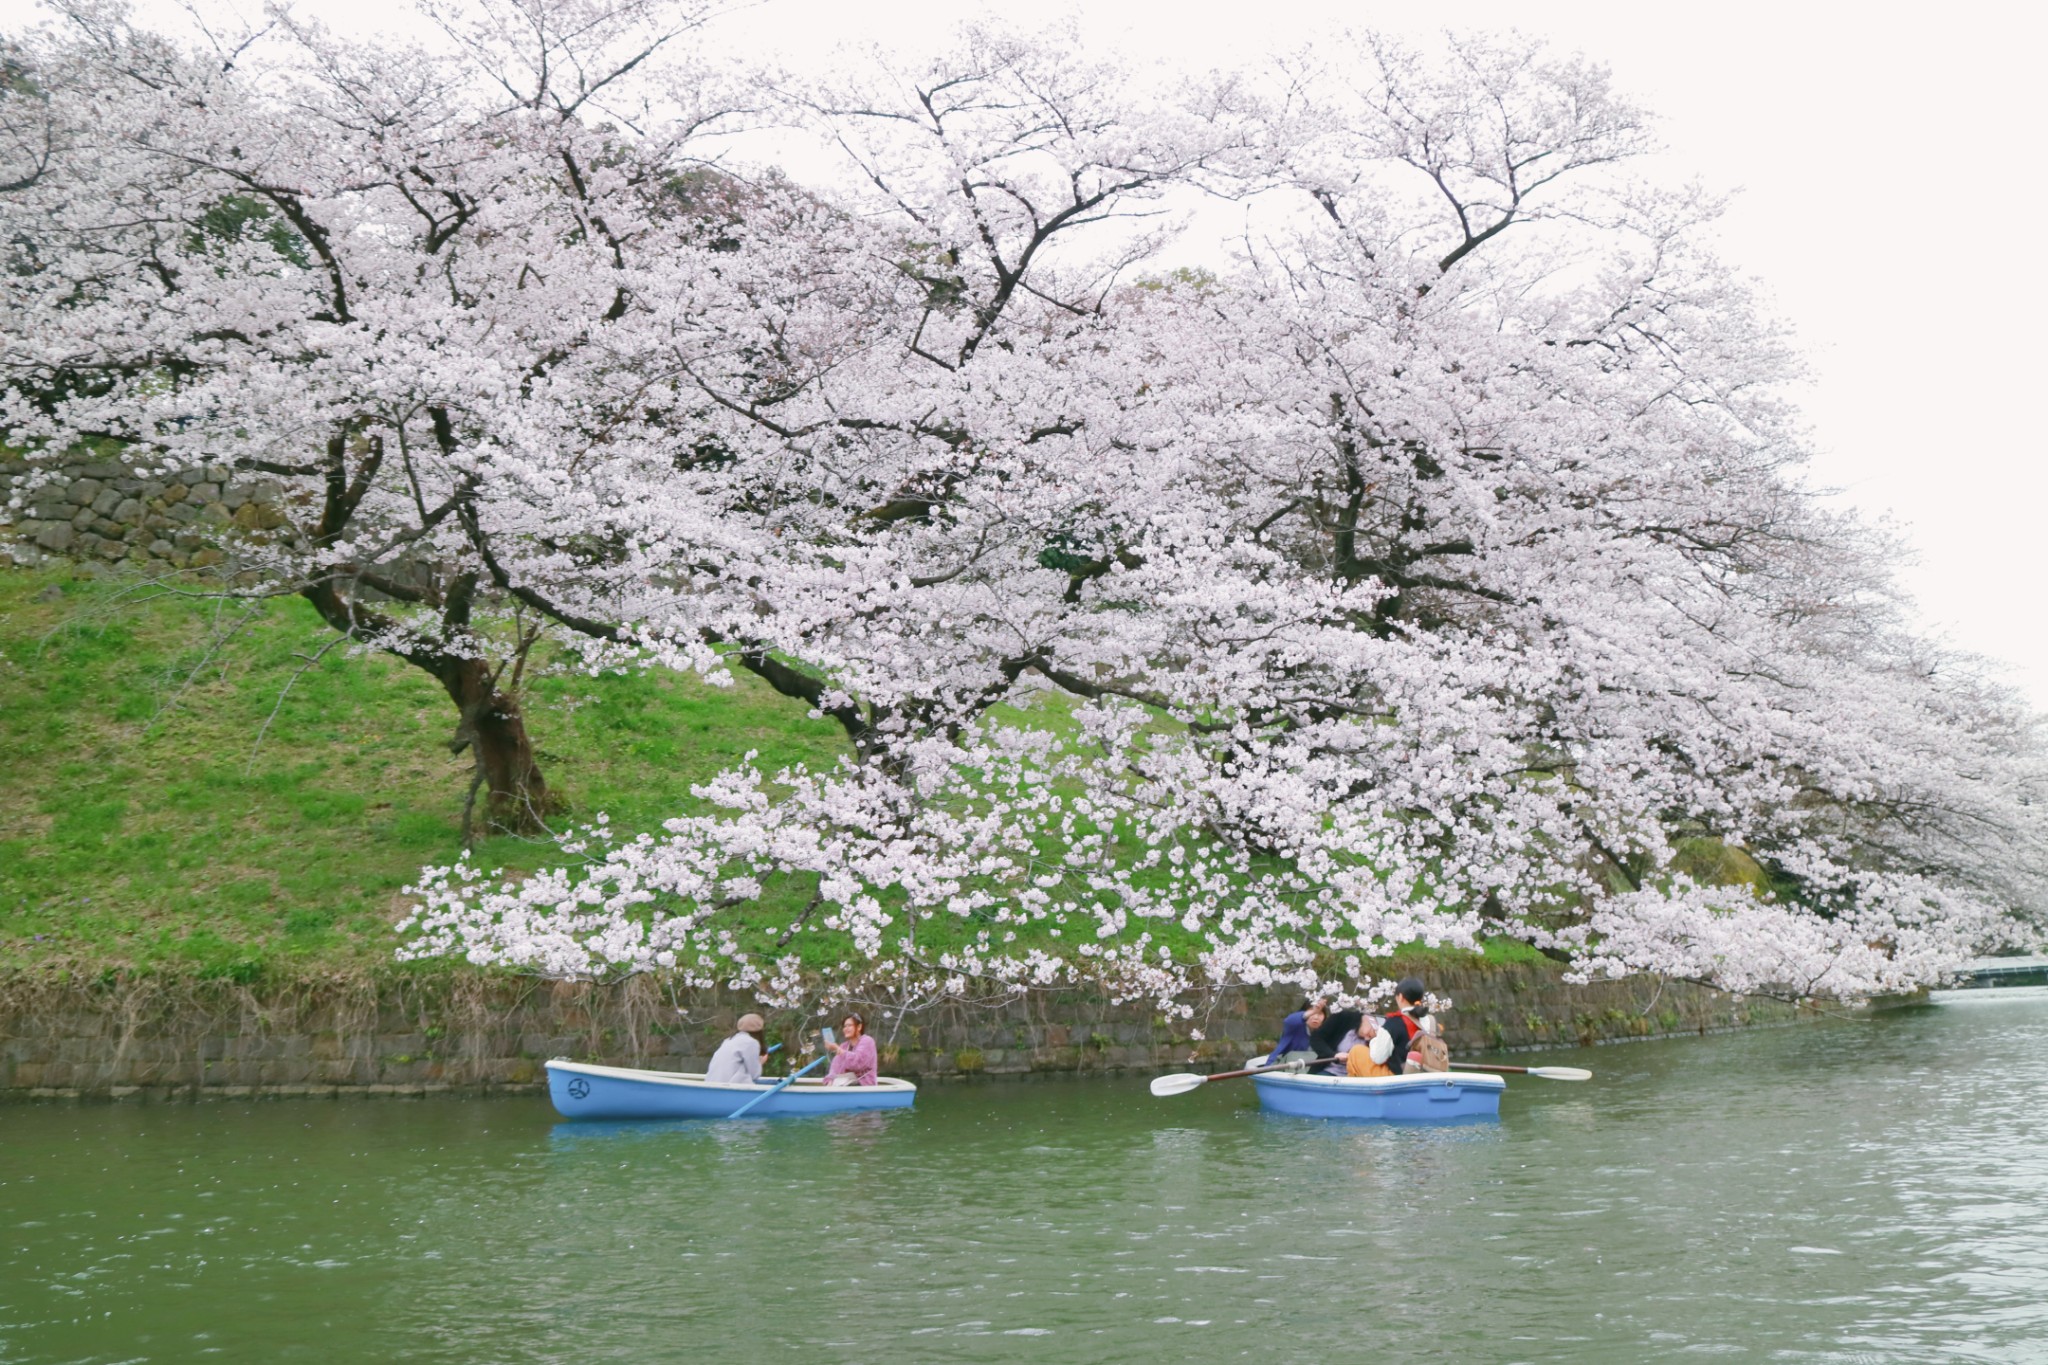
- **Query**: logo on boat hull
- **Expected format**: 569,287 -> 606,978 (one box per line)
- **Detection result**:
566,1077 -> 591,1100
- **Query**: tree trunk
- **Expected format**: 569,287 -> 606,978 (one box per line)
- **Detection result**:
285,429 -> 564,836
444,656 -> 553,836
296,578 -> 557,836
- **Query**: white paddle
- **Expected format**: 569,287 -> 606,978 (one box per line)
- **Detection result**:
1448,1062 -> 1593,1081
1149,1059 -> 1300,1096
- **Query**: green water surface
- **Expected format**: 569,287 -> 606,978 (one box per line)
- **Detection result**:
5,988 -> 2046,1363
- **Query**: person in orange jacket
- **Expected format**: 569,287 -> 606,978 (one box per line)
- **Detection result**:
1345,1016 -> 1394,1076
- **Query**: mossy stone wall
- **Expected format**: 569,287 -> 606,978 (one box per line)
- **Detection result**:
2,454 -> 282,571
0,964 -> 1811,1099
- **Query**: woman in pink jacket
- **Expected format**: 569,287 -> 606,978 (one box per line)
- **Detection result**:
823,1012 -> 879,1086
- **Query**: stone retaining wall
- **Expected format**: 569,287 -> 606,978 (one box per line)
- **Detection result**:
0,965 -> 1812,1100
2,453 -> 283,571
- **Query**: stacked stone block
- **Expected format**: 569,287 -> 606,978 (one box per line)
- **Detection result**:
2,454 -> 286,570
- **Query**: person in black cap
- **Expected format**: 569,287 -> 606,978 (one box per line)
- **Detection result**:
1364,978 -> 1431,1074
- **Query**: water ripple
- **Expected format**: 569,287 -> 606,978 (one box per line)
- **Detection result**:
2,992 -> 2046,1362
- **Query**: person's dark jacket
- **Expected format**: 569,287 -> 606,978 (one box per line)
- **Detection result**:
1310,1009 -> 1364,1060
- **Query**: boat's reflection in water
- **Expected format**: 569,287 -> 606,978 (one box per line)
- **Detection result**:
546,1105 -> 909,1155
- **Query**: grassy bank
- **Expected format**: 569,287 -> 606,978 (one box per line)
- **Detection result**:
0,565 -> 847,979
0,565 -> 1547,987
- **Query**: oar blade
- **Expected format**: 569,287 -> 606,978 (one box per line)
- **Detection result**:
1526,1066 -> 1593,1081
1149,1072 -> 1208,1097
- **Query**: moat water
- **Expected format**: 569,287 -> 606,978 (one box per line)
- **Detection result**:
4,988 -> 2046,1363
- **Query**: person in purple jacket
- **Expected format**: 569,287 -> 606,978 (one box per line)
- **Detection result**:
824,1012 -> 879,1086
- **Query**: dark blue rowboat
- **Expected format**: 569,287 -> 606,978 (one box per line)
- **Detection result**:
545,1058 -> 917,1120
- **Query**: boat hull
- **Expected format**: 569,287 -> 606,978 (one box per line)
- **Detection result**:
1252,1069 -> 1505,1121
545,1059 -> 917,1120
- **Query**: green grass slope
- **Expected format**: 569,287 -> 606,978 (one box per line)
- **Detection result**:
0,566 -> 846,979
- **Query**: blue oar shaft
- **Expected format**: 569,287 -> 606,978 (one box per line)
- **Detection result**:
727,1050 -> 830,1119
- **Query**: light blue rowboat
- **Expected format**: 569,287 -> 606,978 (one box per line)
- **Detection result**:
545,1059 -> 916,1120
1252,1068 -> 1506,1121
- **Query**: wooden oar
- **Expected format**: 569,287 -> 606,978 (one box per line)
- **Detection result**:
1437,1062 -> 1592,1081
1150,1058 -> 1305,1096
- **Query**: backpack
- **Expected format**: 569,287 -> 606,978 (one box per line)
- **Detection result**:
1406,1020 -> 1450,1073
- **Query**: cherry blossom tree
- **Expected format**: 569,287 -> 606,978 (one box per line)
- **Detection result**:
1,0 -> 784,830
396,27 -> 2046,1008
7,3 -> 2041,1007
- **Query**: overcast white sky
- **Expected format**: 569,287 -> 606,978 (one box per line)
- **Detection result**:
113,0 -> 2048,708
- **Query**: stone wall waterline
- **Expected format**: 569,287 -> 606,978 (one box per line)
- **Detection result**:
0,966 -> 1818,1100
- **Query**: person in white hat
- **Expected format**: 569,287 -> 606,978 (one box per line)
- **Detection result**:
704,1013 -> 768,1086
